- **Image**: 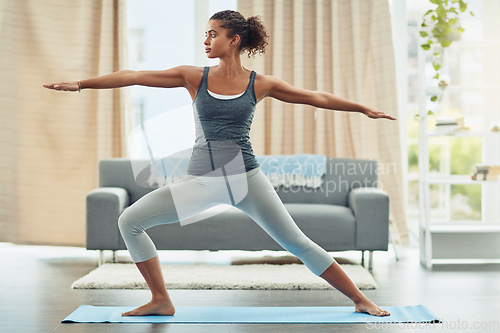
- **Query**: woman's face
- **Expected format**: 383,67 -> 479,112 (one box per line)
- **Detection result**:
204,20 -> 238,58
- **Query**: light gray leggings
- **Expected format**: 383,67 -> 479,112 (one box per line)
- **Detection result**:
118,167 -> 335,276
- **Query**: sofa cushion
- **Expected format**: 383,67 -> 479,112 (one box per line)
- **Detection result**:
284,203 -> 356,250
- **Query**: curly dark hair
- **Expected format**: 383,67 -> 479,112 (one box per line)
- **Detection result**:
210,10 -> 269,57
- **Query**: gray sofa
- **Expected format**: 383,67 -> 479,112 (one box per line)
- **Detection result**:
86,157 -> 390,271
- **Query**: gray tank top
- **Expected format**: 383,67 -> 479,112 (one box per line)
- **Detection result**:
187,66 -> 260,176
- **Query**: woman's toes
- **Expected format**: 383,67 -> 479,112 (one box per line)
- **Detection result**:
378,308 -> 390,316
355,300 -> 391,317
374,308 -> 388,316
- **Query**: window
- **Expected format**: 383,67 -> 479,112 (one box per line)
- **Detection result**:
402,0 -> 500,244
126,0 -> 237,160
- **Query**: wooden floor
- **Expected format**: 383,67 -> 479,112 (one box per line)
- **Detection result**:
1,242 -> 500,333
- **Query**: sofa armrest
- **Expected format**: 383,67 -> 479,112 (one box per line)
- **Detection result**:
348,187 -> 389,250
86,187 -> 130,250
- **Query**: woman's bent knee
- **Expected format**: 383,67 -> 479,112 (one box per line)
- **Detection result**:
118,209 -> 141,235
277,234 -> 313,256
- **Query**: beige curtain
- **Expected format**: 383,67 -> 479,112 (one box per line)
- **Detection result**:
239,0 -> 409,245
0,0 -> 129,246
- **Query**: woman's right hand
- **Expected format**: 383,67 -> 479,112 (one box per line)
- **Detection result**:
43,81 -> 79,92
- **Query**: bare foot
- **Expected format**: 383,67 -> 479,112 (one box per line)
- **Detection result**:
355,298 -> 390,317
122,300 -> 176,316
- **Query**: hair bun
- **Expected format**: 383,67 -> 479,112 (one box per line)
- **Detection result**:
243,15 -> 269,57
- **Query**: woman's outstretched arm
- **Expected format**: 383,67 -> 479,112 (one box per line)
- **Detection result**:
43,66 -> 193,92
261,75 -> 396,120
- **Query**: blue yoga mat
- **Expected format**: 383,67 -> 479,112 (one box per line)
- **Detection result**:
62,305 -> 440,324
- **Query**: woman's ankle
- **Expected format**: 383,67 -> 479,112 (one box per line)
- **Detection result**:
351,293 -> 369,304
151,294 -> 172,304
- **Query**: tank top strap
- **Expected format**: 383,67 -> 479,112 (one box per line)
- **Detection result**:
247,70 -> 257,102
249,70 -> 256,87
200,66 -> 209,88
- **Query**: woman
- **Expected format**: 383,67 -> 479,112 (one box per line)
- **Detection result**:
44,10 -> 395,317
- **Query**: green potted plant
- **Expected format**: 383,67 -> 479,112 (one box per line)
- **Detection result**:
417,0 -> 474,120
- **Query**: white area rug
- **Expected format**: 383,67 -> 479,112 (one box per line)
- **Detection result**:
72,263 -> 378,290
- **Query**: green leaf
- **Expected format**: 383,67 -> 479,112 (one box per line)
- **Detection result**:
414,114 -> 419,121
420,31 -> 428,37
438,80 -> 448,88
432,62 -> 441,71
428,110 -> 434,116
441,39 -> 452,47
433,73 -> 440,79
430,0 -> 441,4
422,22 -> 428,27
436,21 -> 449,30
432,27 -> 443,38
459,0 -> 467,12
436,4 -> 446,17
423,9 -> 433,17
470,11 -> 475,17
431,96 -> 438,102
421,44 -> 431,50
449,18 -> 457,26
457,27 -> 464,33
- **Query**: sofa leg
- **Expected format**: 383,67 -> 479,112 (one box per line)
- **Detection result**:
368,251 -> 374,273
112,250 -> 116,263
389,230 -> 400,262
98,250 -> 104,266
361,250 -> 365,267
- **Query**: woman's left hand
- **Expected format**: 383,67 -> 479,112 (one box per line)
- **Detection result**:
362,107 -> 397,120
43,81 -> 79,92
